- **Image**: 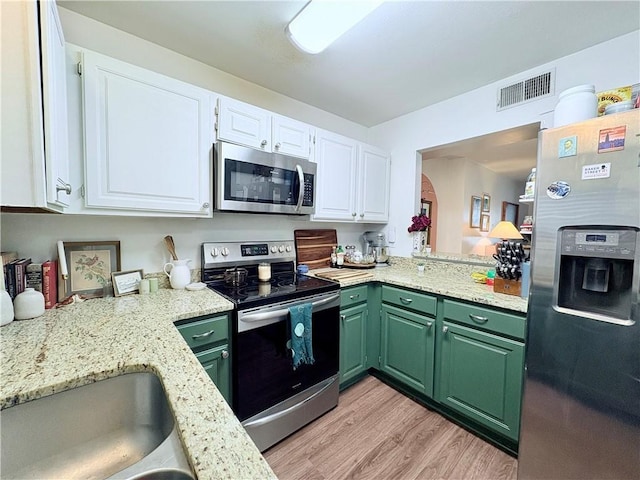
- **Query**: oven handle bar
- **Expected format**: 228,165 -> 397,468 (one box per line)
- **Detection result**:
242,375 -> 338,429
240,293 -> 340,324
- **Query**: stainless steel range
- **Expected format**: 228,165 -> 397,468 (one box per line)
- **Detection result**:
201,241 -> 340,452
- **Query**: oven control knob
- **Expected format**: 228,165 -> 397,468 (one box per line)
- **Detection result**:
210,247 -> 219,257
221,247 -> 230,256
270,246 -> 278,253
285,245 -> 292,252
278,245 -> 285,253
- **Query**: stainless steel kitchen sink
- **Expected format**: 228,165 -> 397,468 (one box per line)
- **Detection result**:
0,372 -> 194,480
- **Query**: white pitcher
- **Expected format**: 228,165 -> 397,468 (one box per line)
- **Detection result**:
163,259 -> 191,289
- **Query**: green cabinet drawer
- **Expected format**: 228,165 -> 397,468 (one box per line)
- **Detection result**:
176,314 -> 229,350
340,285 -> 368,307
438,321 -> 524,441
442,299 -> 525,340
196,344 -> 230,404
381,285 -> 436,316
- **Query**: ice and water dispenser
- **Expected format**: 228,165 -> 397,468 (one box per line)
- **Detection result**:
556,227 -> 638,323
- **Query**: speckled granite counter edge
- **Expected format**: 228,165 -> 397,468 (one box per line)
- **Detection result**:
0,288 -> 276,480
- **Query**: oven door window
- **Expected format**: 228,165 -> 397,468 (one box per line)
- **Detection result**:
234,305 -> 339,421
224,159 -> 300,205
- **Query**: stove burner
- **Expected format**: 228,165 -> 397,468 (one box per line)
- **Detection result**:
275,272 -> 296,287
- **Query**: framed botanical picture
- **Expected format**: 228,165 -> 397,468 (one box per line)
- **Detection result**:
480,214 -> 491,232
482,193 -> 491,212
112,269 -> 144,296
501,201 -> 519,225
470,195 -> 482,228
62,241 -> 121,298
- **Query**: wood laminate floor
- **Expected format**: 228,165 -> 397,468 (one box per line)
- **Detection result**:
264,376 -> 518,480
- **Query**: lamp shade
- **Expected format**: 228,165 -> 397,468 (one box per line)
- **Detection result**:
488,221 -> 523,240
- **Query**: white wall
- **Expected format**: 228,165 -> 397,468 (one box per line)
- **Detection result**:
0,212 -> 371,273
370,30 -> 640,256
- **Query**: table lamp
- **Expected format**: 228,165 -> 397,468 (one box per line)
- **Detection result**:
488,221 -> 523,241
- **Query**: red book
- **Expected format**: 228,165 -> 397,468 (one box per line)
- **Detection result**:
42,260 -> 58,309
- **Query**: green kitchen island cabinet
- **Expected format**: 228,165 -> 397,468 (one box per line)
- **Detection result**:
175,313 -> 231,404
339,285 -> 369,388
380,286 -> 437,397
437,300 -> 525,442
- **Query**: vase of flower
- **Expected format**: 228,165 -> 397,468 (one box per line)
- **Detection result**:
408,214 -> 431,254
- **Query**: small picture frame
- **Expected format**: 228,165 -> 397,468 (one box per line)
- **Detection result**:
470,196 -> 482,228
501,201 -> 519,224
482,193 -> 491,212
480,214 -> 491,232
112,269 -> 144,297
62,241 -> 121,298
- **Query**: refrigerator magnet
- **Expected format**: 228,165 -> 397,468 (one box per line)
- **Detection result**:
598,125 -> 626,153
546,181 -> 571,199
581,163 -> 611,180
558,136 -> 577,158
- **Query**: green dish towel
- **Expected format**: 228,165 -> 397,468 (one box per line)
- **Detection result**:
288,303 -> 314,370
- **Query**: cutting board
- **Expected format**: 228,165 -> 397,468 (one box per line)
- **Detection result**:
294,229 -> 337,270
314,269 -> 374,282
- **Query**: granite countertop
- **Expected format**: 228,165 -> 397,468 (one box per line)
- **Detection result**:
0,289 -> 277,480
314,256 -> 528,314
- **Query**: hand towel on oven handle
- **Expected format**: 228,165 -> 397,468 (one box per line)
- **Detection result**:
288,303 -> 314,370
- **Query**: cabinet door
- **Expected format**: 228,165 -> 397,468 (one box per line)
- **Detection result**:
82,51 -> 213,215
272,114 -> 311,159
40,0 -> 71,207
381,304 -> 435,397
312,129 -> 358,221
438,321 -> 524,441
196,345 -> 231,404
340,303 -> 368,385
357,144 -> 390,223
217,97 -> 271,151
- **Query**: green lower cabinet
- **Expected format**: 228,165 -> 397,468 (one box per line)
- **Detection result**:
438,321 -> 524,441
380,304 -> 435,397
340,303 -> 368,385
195,344 -> 231,403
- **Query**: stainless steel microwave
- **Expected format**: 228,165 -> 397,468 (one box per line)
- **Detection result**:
214,142 -> 316,215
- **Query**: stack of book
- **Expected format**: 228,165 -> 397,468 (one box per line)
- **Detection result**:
2,252 -> 58,309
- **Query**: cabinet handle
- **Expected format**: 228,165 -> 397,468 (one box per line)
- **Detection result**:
202,202 -> 210,209
221,350 -> 229,359
352,212 -> 357,217
442,325 -> 449,334
192,329 -> 215,339
399,297 -> 413,305
340,314 -> 346,322
275,142 -> 281,149
56,183 -> 72,195
260,140 -> 268,147
469,314 -> 489,324
360,213 -> 364,218
349,294 -> 360,300
426,321 -> 433,329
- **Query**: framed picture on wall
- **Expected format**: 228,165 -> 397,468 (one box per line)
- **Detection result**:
480,214 -> 491,232
470,196 -> 482,228
501,201 -> 519,225
482,193 -> 491,212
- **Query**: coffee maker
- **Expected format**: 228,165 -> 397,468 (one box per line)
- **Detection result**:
362,231 -> 389,266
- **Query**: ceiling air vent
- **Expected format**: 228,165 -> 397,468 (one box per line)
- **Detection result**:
497,69 -> 555,111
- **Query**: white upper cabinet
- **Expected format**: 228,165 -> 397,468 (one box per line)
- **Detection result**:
357,144 -> 391,222
312,129 -> 390,223
312,129 -> 359,221
81,51 -> 214,216
1,0 -> 71,211
216,97 -> 313,159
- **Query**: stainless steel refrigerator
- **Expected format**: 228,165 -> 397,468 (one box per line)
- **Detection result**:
518,109 -> 639,479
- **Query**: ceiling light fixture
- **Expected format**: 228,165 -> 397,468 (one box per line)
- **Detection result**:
286,0 -> 383,54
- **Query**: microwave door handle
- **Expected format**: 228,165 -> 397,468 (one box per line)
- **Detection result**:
294,164 -> 304,211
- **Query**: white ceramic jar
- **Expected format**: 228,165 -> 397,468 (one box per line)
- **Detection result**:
13,288 -> 45,320
1,290 -> 14,326
553,84 -> 597,127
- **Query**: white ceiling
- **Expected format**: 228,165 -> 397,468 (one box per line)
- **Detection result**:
58,0 -> 639,127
